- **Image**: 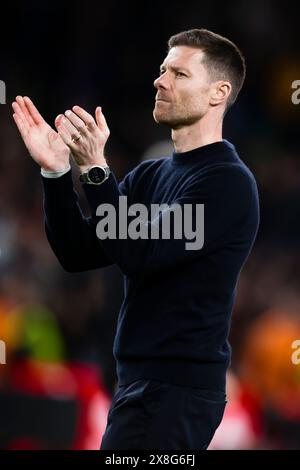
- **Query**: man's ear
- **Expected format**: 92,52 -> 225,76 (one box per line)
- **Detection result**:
210,81 -> 231,106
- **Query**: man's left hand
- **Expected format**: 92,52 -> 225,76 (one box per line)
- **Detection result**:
54,105 -> 110,173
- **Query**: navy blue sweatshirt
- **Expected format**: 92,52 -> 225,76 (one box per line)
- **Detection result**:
42,140 -> 259,392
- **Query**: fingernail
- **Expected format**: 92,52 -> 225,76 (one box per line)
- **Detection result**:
65,110 -> 71,116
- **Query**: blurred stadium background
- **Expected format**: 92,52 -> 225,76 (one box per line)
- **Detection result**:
0,0 -> 300,449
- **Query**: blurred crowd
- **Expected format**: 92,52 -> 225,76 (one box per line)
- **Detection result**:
0,0 -> 299,449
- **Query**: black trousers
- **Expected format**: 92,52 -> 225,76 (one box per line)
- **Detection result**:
100,378 -> 226,450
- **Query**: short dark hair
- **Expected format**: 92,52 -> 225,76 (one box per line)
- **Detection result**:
168,28 -> 246,108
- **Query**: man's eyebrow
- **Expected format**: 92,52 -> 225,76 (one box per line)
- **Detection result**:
159,64 -> 190,73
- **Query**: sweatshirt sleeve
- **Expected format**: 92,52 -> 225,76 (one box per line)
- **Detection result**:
82,164 -> 259,277
41,169 -> 114,272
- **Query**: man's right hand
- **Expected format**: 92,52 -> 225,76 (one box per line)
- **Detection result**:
12,96 -> 70,171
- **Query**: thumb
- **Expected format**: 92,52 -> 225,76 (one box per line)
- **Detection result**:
95,106 -> 109,135
95,106 -> 102,128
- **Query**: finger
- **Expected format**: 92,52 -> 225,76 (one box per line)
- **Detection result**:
95,106 -> 109,134
56,121 -> 73,147
16,96 -> 35,127
64,110 -> 88,134
55,114 -> 71,134
12,102 -> 30,132
60,116 -> 82,141
12,113 -> 29,141
23,96 -> 45,125
13,99 -> 32,131
72,105 -> 97,131
55,116 -> 82,147
54,114 -> 64,127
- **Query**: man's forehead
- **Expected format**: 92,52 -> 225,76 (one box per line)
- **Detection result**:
162,46 -> 204,68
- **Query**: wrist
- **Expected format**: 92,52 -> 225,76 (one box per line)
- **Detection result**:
41,163 -> 71,172
41,165 -> 71,178
79,164 -> 107,174
78,158 -> 107,174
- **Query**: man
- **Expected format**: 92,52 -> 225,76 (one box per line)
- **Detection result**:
12,28 -> 260,450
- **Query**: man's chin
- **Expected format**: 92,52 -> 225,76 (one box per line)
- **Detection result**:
153,112 -> 185,129
153,109 -> 202,129
153,110 -> 174,126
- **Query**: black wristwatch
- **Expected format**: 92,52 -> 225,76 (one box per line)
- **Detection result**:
79,165 -> 111,185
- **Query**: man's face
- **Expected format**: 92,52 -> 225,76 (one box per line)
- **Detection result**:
153,46 -> 213,128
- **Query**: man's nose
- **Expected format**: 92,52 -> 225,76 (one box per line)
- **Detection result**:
153,73 -> 169,90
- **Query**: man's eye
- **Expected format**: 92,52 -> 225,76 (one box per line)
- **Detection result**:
176,72 -> 186,77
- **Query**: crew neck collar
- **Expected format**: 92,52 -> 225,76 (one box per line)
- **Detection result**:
172,139 -> 236,165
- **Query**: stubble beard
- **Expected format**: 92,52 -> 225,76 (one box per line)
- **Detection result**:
153,102 -> 203,129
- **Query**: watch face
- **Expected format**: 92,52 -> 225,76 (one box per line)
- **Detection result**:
88,167 -> 106,184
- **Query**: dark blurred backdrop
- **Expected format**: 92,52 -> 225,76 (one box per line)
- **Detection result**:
0,0 -> 300,449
